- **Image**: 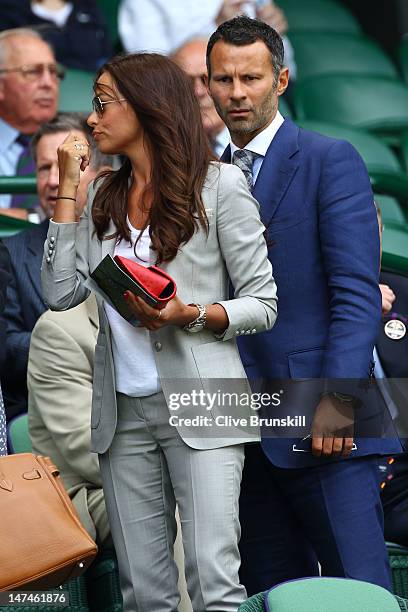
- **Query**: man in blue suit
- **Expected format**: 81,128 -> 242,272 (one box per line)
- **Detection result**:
207,16 -> 402,593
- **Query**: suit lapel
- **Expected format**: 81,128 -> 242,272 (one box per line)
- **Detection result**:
220,145 -> 231,163
220,120 -> 300,227
252,119 -> 300,227
26,220 -> 49,306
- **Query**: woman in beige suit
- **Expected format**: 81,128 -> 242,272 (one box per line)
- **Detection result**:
41,53 -> 277,612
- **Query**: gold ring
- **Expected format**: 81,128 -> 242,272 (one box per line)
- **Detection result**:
154,310 -> 162,320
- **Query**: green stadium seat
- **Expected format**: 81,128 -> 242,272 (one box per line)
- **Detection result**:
399,130 -> 408,172
98,0 -> 121,49
279,96 -> 292,118
0,176 -> 37,236
293,75 -> 408,146
382,222 -> 408,275
398,37 -> 408,83
387,542 -> 408,600
265,577 -> 400,612
237,591 -> 265,611
278,0 -> 361,34
376,195 -> 407,225
7,413 -> 31,454
59,69 -> 95,113
290,33 -> 399,82
0,213 -> 34,238
86,550 -> 123,612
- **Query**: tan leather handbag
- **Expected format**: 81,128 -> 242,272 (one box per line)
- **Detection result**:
0,453 -> 98,591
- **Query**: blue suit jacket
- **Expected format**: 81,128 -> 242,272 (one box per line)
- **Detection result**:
222,119 -> 402,466
1,220 -> 48,419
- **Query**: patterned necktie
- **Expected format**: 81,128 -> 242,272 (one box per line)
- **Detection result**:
10,134 -> 37,209
232,149 -> 260,192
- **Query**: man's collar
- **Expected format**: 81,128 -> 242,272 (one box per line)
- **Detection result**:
0,117 -> 19,154
230,110 -> 284,158
213,125 -> 230,158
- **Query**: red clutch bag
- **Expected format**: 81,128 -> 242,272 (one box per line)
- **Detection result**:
114,255 -> 176,309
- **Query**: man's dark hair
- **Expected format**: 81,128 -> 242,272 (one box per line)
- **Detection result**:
206,16 -> 284,83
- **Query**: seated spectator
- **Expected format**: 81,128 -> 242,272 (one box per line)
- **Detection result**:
1,112 -> 113,421
172,38 -> 229,157
378,277 -> 408,547
0,28 -> 60,213
28,295 -> 111,546
0,1 -> 112,71
0,242 -> 11,456
371,202 -> 408,547
119,0 -> 296,79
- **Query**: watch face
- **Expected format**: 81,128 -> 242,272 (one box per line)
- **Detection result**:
188,323 -> 205,333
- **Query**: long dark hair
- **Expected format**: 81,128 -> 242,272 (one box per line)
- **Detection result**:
92,53 -> 215,264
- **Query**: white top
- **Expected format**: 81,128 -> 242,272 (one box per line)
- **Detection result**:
230,111 -> 285,184
31,2 -> 73,27
119,0 -> 222,55
104,220 -> 161,397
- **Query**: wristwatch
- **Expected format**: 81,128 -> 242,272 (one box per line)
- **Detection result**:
183,304 -> 207,333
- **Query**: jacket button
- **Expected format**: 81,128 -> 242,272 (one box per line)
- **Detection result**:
154,341 -> 162,351
46,257 -> 51,264
50,236 -> 55,243
251,328 -> 256,334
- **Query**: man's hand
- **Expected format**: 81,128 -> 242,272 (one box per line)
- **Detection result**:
311,394 -> 354,458
379,283 -> 396,315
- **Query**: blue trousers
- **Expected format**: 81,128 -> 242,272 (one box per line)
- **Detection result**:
239,443 -> 392,595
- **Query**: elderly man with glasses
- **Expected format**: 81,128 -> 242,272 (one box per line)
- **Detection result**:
0,28 -> 62,213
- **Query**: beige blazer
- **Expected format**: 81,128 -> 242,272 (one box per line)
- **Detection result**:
27,296 -> 110,544
41,162 -> 277,453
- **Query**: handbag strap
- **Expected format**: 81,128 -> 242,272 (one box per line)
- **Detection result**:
0,454 -> 59,492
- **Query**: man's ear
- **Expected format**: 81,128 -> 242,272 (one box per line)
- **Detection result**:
277,67 -> 289,97
0,78 -> 5,102
203,73 -> 211,97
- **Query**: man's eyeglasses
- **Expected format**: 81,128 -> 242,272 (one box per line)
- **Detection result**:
92,95 -> 126,116
0,63 -> 65,81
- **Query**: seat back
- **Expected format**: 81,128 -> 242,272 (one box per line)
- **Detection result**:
294,75 -> 408,144
7,413 -> 31,454
290,33 -> 398,82
265,577 -> 400,612
97,0 -> 121,48
59,69 -> 95,113
376,195 -> 407,225
278,0 -> 361,34
381,222 -> 408,275
279,97 -> 292,119
398,37 -> 408,83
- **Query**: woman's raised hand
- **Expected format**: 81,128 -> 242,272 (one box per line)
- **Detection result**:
57,132 -> 90,192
